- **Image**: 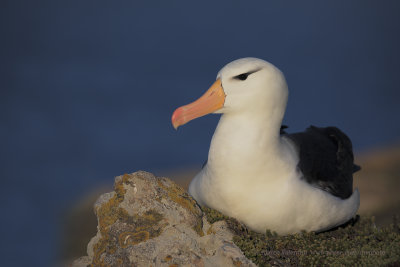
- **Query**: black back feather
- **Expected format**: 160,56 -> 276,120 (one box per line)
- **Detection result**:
283,125 -> 360,199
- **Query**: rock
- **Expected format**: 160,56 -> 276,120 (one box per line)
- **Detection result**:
72,171 -> 255,267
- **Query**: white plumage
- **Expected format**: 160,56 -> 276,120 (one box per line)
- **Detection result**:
173,58 -> 360,235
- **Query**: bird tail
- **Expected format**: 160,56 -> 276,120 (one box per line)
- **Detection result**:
353,164 -> 361,173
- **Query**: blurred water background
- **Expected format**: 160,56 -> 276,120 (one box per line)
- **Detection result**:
1,0 -> 400,266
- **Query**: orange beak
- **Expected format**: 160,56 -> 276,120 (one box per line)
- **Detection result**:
171,79 -> 226,129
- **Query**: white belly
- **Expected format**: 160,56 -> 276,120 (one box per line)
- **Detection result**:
189,168 -> 360,235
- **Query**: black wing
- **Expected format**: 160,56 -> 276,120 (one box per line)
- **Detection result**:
280,125 -> 289,135
282,125 -> 360,199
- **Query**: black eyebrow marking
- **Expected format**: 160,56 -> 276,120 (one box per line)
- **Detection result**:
232,68 -> 262,80
246,68 -> 262,75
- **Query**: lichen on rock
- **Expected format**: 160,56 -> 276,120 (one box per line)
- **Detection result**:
73,171 -> 254,267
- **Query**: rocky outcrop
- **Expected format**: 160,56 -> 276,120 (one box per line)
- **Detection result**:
73,171 -> 255,267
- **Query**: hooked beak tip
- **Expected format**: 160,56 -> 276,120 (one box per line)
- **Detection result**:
171,107 -> 183,130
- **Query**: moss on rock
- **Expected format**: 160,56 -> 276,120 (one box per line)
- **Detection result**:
203,208 -> 400,266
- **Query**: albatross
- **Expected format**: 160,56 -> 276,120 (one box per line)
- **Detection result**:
171,58 -> 360,235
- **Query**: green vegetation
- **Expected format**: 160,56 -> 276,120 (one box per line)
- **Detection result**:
203,207 -> 400,266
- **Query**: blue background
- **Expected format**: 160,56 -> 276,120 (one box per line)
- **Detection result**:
1,1 -> 399,266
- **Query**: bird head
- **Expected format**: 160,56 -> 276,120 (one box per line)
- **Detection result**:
171,57 -> 288,129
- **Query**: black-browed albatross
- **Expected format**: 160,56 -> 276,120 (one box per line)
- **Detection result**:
171,58 -> 360,235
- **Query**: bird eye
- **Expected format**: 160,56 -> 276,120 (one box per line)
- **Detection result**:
232,68 -> 261,81
234,73 -> 249,81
